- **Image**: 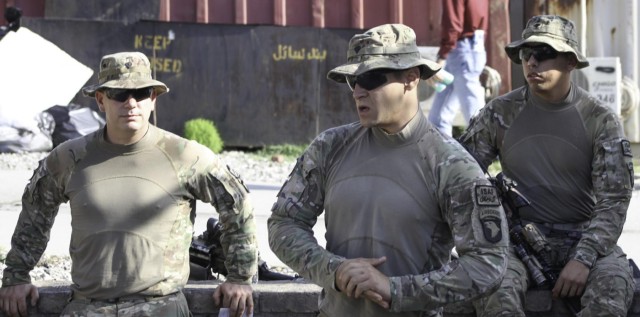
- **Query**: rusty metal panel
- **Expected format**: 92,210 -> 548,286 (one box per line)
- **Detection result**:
0,0 -> 7,25
44,0 -> 160,23
6,0 -> 518,143
209,0 -> 235,24
403,0 -> 441,46
167,0 -> 197,23
324,0 -> 352,28
1,0 -> 44,25
528,0 -> 583,19
245,0 -> 275,25
488,0 -> 512,94
285,0 -> 313,26
22,18 -> 358,147
361,0 -> 394,28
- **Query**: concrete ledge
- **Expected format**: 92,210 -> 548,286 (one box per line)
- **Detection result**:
1,278 -> 638,317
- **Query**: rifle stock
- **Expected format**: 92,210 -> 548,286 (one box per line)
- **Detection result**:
189,217 -> 297,281
489,172 -> 579,315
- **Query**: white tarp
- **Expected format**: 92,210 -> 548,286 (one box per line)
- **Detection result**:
0,27 -> 93,128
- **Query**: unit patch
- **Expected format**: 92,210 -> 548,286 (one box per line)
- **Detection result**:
479,209 -> 503,243
475,185 -> 501,206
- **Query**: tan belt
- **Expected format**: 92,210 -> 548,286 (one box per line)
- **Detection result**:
523,221 -> 589,239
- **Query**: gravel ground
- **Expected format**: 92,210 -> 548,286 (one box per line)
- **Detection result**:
0,151 -> 296,184
0,150 -> 298,282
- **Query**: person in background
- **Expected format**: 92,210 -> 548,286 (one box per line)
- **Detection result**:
0,51 -> 258,317
0,6 -> 22,38
268,23 -> 509,316
428,0 -> 488,137
459,15 -> 635,316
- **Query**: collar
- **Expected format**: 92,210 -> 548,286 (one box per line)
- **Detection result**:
98,124 -> 157,154
371,109 -> 426,147
528,83 -> 576,111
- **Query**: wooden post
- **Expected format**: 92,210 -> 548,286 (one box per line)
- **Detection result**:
274,0 -> 286,26
235,0 -> 247,24
196,0 -> 209,23
390,0 -> 403,24
351,0 -> 363,29
312,0 -> 324,28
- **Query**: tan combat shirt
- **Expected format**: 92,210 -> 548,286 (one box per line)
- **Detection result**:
269,112 -> 508,316
2,125 -> 258,299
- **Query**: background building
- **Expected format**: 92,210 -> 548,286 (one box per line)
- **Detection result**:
1,0 -> 638,149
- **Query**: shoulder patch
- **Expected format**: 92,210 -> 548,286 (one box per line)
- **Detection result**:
475,185 -> 501,206
479,209 -> 503,243
621,140 -> 633,157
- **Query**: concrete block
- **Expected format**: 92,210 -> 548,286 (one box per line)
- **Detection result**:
0,279 -> 637,316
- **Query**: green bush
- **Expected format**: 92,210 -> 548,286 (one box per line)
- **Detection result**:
184,118 -> 224,154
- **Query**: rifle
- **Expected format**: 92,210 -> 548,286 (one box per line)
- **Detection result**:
190,217 -> 298,281
489,172 -> 580,315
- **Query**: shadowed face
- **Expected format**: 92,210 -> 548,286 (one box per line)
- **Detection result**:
347,68 -> 420,134
96,87 -> 156,145
520,44 -> 576,101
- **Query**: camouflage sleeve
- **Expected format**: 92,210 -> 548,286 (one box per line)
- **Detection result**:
184,144 -> 258,284
573,113 -> 634,267
2,158 -> 67,287
389,155 -> 509,312
457,101 -> 501,169
458,92 -> 528,170
268,133 -> 345,291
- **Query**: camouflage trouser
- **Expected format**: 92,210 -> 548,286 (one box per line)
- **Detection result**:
60,291 -> 191,317
473,225 -> 635,317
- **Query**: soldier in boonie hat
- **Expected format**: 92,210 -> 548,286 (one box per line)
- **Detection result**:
460,14 -> 635,317
269,22 -> 510,317
82,51 -> 169,97
505,15 -> 589,68
327,23 -> 441,83
0,50 -> 258,317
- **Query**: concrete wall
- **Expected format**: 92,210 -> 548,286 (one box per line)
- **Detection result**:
1,279 -> 638,317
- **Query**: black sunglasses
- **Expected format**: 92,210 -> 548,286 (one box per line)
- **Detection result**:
103,87 -> 154,102
345,69 -> 396,91
519,45 -> 559,63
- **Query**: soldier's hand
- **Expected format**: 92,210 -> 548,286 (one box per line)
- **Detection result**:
335,256 -> 391,308
362,290 -> 390,309
552,259 -> 589,298
0,283 -> 39,317
213,282 -> 253,317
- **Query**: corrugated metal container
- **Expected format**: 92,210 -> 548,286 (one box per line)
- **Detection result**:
19,18 -> 360,146
4,0 -> 513,93
7,1 -> 638,144
1,0 -> 514,147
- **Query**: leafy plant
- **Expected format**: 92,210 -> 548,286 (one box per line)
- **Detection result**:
184,118 -> 224,154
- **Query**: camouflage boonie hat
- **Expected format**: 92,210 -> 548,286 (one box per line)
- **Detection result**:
505,15 -> 589,69
327,23 -> 440,83
82,51 -> 169,97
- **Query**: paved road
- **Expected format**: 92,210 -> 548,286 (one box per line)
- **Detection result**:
1,170 -> 638,270
0,171 -> 322,268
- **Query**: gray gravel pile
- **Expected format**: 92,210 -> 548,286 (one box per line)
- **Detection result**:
0,150 -> 298,282
0,151 -> 296,184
